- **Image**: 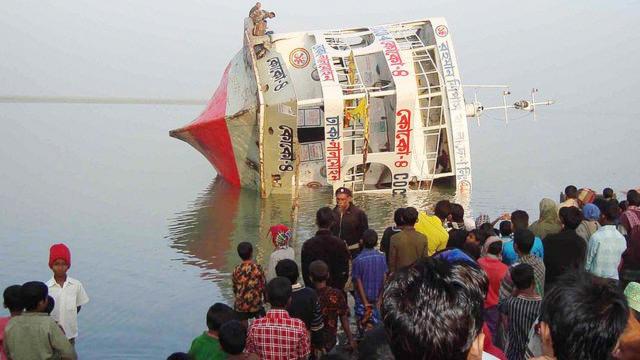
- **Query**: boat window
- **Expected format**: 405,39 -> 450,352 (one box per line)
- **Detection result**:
324,29 -> 375,51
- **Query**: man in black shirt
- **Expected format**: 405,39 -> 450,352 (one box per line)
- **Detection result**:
301,207 -> 350,290
543,206 -> 587,291
331,187 -> 369,259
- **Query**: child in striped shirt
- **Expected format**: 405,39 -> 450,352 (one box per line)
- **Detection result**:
499,263 -> 541,360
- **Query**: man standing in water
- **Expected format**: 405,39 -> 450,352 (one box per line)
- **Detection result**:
331,187 -> 369,259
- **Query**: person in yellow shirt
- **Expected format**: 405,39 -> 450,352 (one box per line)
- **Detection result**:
415,200 -> 450,256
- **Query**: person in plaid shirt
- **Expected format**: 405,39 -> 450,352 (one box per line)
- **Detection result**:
310,260 -> 357,353
232,242 -> 266,325
245,277 -> 310,359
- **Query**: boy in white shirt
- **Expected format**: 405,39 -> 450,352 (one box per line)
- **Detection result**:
46,243 -> 89,345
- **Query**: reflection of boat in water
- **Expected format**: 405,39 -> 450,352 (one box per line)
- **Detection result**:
167,177 -> 305,282
170,12 -> 474,197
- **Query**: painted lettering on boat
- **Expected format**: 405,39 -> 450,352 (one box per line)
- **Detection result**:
278,125 -> 294,171
311,44 -> 335,81
266,57 -> 288,92
324,116 -> 341,181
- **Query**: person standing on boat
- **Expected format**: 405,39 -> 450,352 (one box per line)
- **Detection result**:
331,187 -> 369,259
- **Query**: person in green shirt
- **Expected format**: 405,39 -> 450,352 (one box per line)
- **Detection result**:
189,303 -> 237,360
3,281 -> 76,360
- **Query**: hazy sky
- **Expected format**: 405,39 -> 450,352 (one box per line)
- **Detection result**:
2,0 -> 639,109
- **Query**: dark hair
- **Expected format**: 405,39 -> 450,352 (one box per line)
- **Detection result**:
447,229 -> 468,250
565,185 -> 578,199
511,263 -> 534,290
478,223 -> 496,245
3,285 -> 22,312
237,242 -> 253,261
514,229 -> 535,254
540,272 -> 628,360
510,210 -> 529,231
275,258 -> 299,284
267,277 -> 292,308
357,326 -> 395,360
601,202 -> 619,222
167,353 -> 192,360
487,241 -> 503,256
463,242 -> 481,260
627,190 -> 640,206
559,206 -> 582,230
219,320 -> 247,355
309,260 -> 329,282
316,207 -> 335,228
620,200 -> 628,212
44,295 -> 55,315
450,203 -> 464,222
206,303 -> 236,332
20,281 -> 48,311
499,221 -> 512,237
393,208 -> 406,226
362,229 -> 378,249
381,257 -> 488,359
603,187 -> 614,199
403,207 -> 419,225
434,200 -> 451,220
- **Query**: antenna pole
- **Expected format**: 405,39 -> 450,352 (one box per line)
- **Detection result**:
502,90 -> 510,124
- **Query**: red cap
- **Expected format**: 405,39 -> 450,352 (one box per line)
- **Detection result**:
49,243 -> 71,269
269,224 -> 289,241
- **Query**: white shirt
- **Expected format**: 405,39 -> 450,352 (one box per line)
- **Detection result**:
46,276 -> 89,339
266,247 -> 295,281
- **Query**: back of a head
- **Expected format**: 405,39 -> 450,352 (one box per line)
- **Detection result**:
394,207 -> 406,227
434,200 -> 451,220
275,258 -> 299,284
450,203 -> 465,222
362,228 -> 378,249
219,320 -> 247,355
510,210 -> 529,231
167,353 -> 192,360
627,190 -> 640,206
565,185 -> 578,199
358,326 -> 395,360
559,206 -> 582,230
511,263 -> 534,291
20,281 -> 48,311
447,229 -> 468,250
478,223 -> 496,245
206,302 -> 236,332
603,187 -> 614,199
620,200 -> 629,212
499,220 -> 512,237
487,241 -> 503,256
316,206 -> 335,229
381,257 -> 488,359
601,202 -> 619,222
237,242 -> 253,261
541,272 -> 628,360
3,285 -> 23,312
514,229 -> 535,254
309,259 -> 329,282
267,277 -> 292,308
403,207 -> 419,226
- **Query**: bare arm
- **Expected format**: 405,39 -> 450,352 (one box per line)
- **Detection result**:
355,278 -> 369,307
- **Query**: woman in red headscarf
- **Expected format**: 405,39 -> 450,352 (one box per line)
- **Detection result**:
266,224 -> 294,281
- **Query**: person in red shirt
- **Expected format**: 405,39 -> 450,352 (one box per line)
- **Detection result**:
245,277 -> 310,359
478,237 -> 508,341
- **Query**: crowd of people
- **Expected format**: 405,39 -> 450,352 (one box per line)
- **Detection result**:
2,186 -> 640,359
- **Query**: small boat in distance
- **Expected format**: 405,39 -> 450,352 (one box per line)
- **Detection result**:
170,5 -> 551,198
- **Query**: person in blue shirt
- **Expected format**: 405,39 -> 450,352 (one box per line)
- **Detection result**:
502,210 -> 544,265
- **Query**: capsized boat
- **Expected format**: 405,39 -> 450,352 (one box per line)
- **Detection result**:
170,12 -> 476,198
